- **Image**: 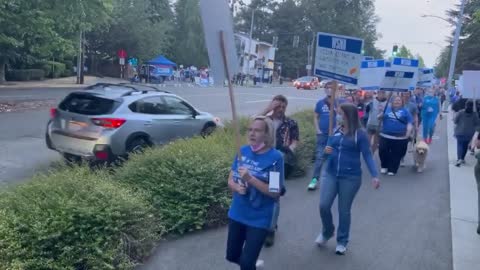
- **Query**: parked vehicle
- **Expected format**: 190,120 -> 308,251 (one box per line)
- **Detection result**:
293,76 -> 319,90
46,83 -> 223,163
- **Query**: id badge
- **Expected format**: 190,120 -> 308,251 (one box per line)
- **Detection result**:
269,171 -> 280,193
427,107 -> 434,113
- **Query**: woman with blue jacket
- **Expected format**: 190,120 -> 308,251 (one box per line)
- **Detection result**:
315,103 -> 380,255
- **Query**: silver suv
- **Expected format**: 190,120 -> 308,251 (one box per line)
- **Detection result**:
46,83 -> 222,163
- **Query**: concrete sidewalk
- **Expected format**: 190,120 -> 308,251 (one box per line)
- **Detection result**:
446,112 -> 480,270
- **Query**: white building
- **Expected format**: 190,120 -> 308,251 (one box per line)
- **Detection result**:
235,33 -> 276,82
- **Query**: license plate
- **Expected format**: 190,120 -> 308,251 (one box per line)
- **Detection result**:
68,121 -> 87,132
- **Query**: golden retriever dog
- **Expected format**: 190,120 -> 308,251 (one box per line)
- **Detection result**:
414,141 -> 429,173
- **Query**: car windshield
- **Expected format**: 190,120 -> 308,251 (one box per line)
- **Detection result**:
298,77 -> 313,82
59,93 -> 118,115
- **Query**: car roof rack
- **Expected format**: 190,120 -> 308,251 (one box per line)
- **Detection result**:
117,83 -> 171,93
84,82 -> 171,96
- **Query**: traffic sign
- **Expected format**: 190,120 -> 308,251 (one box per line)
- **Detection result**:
119,58 -> 125,65
314,32 -> 364,85
117,49 -> 127,59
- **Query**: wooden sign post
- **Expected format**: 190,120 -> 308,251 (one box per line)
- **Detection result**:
328,80 -> 338,135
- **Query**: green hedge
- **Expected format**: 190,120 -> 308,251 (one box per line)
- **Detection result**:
115,110 -> 315,235
6,69 -> 45,81
36,61 -> 67,78
0,166 -> 162,269
0,110 -> 315,268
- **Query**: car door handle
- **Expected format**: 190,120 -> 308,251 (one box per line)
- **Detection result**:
172,121 -> 182,124
144,121 -> 153,126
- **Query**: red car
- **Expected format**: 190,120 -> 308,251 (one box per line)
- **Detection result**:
293,76 -> 319,90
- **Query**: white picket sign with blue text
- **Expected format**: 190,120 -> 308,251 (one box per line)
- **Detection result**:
314,32 -> 364,85
358,59 -> 386,90
379,70 -> 416,92
417,68 -> 435,88
391,57 -> 419,90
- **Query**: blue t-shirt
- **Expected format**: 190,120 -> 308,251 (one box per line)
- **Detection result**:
382,107 -> 413,136
315,98 -> 336,134
422,95 -> 439,116
229,146 -> 285,229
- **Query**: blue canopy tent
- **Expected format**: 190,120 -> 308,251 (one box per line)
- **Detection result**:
143,55 -> 176,83
146,55 -> 176,66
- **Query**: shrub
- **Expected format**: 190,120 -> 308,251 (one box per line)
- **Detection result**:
0,166 -> 162,270
6,69 -> 45,81
115,110 -> 315,234
36,61 -> 67,78
115,131 -> 237,234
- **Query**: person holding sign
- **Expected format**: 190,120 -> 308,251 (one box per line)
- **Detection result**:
226,116 -> 285,270
315,103 -> 380,255
421,89 -> 442,144
378,96 -> 414,176
365,90 -> 388,154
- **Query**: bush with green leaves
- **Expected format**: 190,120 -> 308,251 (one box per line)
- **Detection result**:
115,110 -> 315,234
6,69 -> 45,81
0,166 -> 162,270
36,61 -> 67,78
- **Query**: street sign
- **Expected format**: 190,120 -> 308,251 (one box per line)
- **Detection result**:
306,64 -> 312,70
379,70 -> 415,92
314,32 -> 364,85
358,59 -> 386,90
391,57 -> 419,90
117,49 -> 127,59
461,70 -> 480,99
119,58 -> 125,65
199,0 -> 238,86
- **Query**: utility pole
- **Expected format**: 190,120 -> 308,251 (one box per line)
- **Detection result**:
308,32 -> 316,76
246,9 -> 255,81
446,0 -> 466,103
76,29 -> 82,84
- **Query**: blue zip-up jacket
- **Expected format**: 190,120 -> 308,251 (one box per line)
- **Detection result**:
325,128 -> 378,178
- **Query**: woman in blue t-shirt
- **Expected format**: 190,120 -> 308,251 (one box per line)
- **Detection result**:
226,116 -> 285,270
315,103 -> 380,256
379,96 -> 413,176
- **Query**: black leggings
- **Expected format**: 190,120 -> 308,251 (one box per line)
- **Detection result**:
226,219 -> 268,270
379,137 -> 409,174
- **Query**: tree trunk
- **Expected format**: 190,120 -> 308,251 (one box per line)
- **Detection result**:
0,57 -> 6,84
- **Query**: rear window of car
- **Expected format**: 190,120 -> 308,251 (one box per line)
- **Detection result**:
59,93 -> 118,115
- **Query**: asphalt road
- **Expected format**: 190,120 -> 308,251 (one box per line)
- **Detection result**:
140,120 -> 452,270
0,85 -> 319,184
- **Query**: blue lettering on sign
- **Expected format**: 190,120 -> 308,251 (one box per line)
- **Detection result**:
317,33 -> 363,54
393,57 -> 419,67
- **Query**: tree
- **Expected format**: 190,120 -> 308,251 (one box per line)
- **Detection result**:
173,0 -> 209,67
87,0 -> 174,63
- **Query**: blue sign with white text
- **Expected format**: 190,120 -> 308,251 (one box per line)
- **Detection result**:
314,32 -> 364,85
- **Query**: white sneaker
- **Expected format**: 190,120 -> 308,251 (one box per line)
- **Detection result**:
387,172 -> 395,176
335,244 -> 347,255
380,168 -> 387,174
400,159 -> 406,167
315,233 -> 329,246
255,260 -> 265,268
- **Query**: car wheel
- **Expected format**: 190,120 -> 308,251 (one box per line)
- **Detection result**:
127,137 -> 149,154
201,125 -> 216,137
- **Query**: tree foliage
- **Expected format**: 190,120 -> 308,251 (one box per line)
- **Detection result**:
436,0 -> 480,77
234,0 -> 385,78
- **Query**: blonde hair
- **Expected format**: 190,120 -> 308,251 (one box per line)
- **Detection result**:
251,116 -> 276,148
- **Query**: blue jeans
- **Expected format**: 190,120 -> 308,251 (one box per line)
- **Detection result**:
226,219 -> 268,270
319,173 -> 362,246
312,133 -> 329,179
456,135 -> 471,161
